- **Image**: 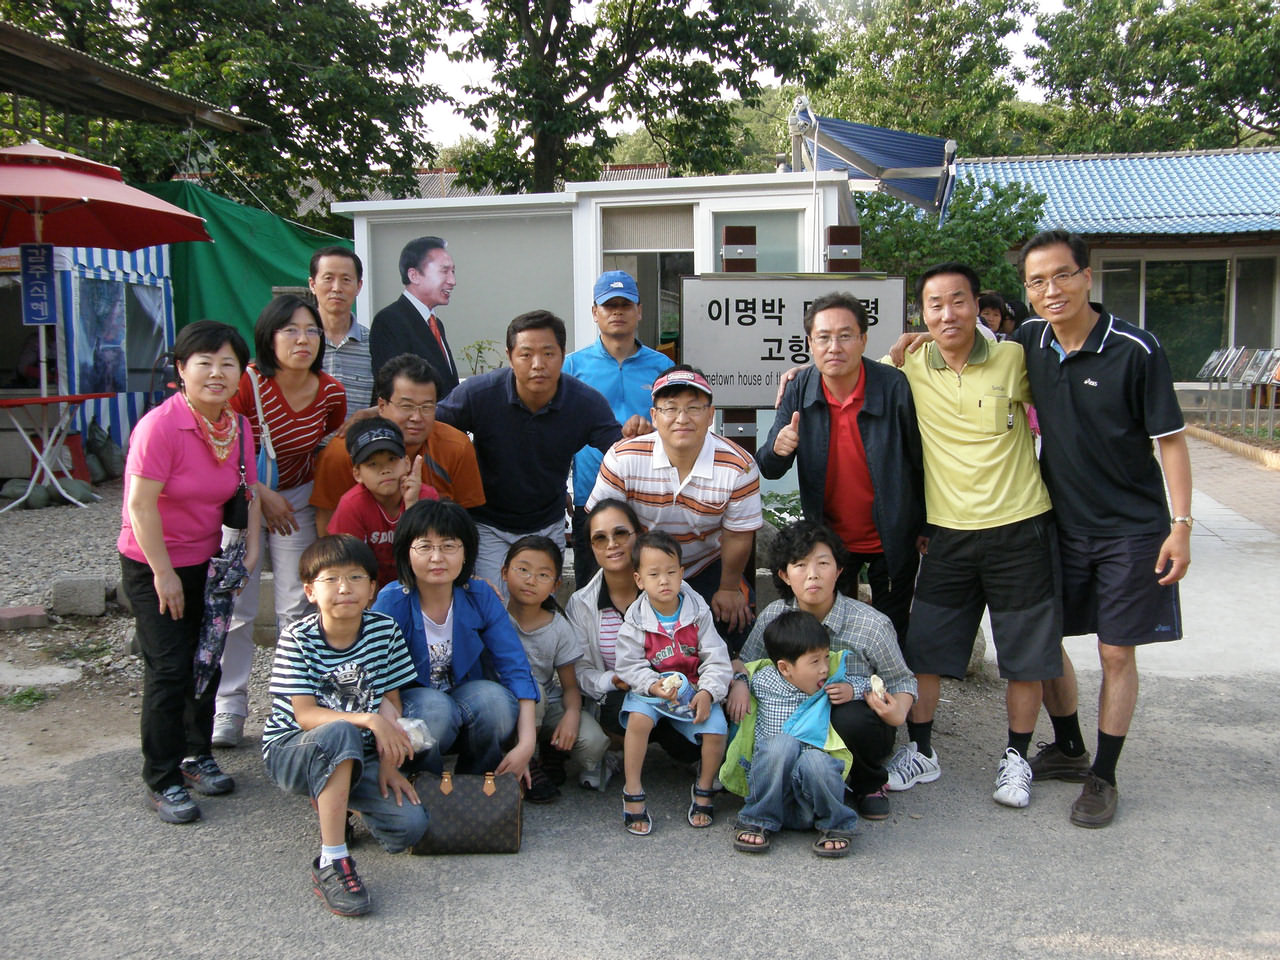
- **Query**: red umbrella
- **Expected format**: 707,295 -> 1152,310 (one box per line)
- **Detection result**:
0,141 -> 212,249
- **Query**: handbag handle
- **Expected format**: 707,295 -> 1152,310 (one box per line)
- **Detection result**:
246,366 -> 276,460
435,770 -> 498,796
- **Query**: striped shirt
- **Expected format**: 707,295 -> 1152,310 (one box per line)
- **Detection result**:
261,610 -> 418,752
598,607 -> 622,671
587,432 -> 762,576
232,366 -> 346,490
321,317 -> 373,418
740,595 -> 917,699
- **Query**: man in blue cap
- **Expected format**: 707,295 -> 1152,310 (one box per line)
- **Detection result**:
564,270 -> 670,585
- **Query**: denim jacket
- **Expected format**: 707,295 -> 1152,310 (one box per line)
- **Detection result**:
757,360 -> 925,581
372,577 -> 540,702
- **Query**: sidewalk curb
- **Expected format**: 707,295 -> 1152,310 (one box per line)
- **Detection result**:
1186,425 -> 1280,471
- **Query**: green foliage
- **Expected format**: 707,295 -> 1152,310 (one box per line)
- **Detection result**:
2,686 -> 49,710
761,490 -> 803,530
2,0 -> 444,231
441,1 -> 835,193
1031,0 -> 1280,151
812,0 -> 1031,157
460,339 -> 506,375
856,179 -> 1046,305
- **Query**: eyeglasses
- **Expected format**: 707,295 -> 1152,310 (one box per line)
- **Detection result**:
810,332 -> 861,349
411,540 -> 463,556
279,324 -> 322,340
311,573 -> 371,586
590,527 -> 635,548
1025,267 -> 1086,293
509,564 -> 557,585
391,400 -> 437,417
654,403 -> 710,420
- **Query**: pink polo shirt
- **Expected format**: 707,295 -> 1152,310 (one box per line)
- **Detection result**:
117,393 -> 258,569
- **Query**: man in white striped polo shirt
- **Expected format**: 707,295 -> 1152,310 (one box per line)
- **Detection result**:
587,365 -> 762,655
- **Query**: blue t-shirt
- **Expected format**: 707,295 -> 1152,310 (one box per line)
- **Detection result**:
563,338 -> 671,505
436,368 -> 620,532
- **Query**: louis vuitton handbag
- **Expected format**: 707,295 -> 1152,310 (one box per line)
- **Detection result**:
411,770 -> 523,855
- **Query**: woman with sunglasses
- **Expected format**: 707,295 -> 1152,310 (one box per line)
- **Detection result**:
566,499 -> 699,770
372,499 -> 539,784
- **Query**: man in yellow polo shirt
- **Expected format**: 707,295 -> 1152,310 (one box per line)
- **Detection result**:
884,262 -> 1062,810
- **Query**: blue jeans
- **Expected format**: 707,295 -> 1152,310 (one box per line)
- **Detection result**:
400,679 -> 519,775
264,720 -> 428,854
737,733 -> 859,833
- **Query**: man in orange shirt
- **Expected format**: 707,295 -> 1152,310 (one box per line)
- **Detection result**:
311,354 -> 484,535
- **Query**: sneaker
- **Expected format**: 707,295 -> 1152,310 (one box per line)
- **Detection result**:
525,759 -> 561,804
211,712 -> 244,748
1028,741 -> 1092,782
181,755 -> 235,795
993,747 -> 1033,808
147,784 -> 201,824
312,856 -> 372,916
857,786 -> 891,820
885,741 -> 941,792
579,752 -> 621,792
1070,772 -> 1119,828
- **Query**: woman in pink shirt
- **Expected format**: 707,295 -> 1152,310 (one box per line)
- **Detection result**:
118,320 -> 260,823
213,295 -> 346,747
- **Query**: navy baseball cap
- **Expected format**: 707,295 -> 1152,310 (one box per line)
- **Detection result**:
347,417 -> 405,465
593,270 -> 640,305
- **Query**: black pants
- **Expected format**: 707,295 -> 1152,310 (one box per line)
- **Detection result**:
570,506 -> 598,590
120,554 -> 217,791
598,690 -> 701,764
846,551 -> 916,646
829,700 -> 897,796
685,558 -> 753,659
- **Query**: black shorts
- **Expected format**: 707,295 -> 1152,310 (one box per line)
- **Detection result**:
906,513 -> 1063,681
1059,530 -> 1182,645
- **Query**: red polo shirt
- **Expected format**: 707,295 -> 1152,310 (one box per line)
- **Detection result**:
822,365 -> 882,554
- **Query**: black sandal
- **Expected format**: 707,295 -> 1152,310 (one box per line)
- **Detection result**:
688,783 -> 715,828
622,791 -> 653,836
812,830 -> 852,858
733,825 -> 771,853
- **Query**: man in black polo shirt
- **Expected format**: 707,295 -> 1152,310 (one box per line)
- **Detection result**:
436,309 -> 642,590
1013,230 -> 1192,828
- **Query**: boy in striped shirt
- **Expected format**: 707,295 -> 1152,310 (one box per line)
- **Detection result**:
262,535 -> 426,916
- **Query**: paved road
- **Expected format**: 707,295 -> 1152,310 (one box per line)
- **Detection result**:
5,436 -> 1279,959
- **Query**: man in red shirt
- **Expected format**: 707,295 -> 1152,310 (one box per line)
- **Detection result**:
757,293 -> 925,641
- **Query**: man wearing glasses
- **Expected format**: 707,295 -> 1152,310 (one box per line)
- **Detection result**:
587,365 -> 763,656
1013,230 -> 1191,829
564,270 -> 672,587
757,292 -> 925,644
310,354 -> 485,535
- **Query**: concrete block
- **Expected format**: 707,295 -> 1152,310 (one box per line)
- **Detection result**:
0,605 -> 49,630
254,572 -> 278,647
967,625 -> 990,678
50,577 -> 106,616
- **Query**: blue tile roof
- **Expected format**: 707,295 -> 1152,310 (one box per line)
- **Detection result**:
956,148 -> 1280,235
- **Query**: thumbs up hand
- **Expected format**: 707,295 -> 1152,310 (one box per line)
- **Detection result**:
773,410 -> 801,457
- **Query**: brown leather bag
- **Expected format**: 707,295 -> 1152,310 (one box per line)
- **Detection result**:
411,771 -> 523,855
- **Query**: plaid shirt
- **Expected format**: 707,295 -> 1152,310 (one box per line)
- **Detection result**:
740,595 -> 917,699
748,664 -> 811,746
322,317 -> 373,419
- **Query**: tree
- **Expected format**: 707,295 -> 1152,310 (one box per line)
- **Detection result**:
439,1 -> 835,194
856,179 -> 1046,309
3,0 -> 445,230
812,0 -> 1031,157
1031,0 -> 1279,152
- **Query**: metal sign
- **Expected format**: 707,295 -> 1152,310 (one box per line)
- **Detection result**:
20,243 -> 56,325
680,273 -> 907,407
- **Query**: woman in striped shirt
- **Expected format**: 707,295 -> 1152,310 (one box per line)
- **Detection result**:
566,499 -> 699,765
212,294 -> 347,747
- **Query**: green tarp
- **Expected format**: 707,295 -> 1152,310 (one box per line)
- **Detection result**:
142,181 -> 351,344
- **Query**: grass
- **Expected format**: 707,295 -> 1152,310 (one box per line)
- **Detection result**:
2,686 -> 49,710
55,636 -> 114,662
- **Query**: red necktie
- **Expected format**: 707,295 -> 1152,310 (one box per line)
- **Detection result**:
428,313 -> 450,372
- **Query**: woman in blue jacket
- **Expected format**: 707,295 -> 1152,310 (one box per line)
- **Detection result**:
373,500 -> 539,784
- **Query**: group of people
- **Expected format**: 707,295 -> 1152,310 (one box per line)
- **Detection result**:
117,228 -> 1191,916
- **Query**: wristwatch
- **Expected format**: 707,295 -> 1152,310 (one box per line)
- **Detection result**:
733,672 -> 749,685
1172,516 -> 1194,529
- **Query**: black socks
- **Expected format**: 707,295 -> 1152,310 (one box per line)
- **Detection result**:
1007,730 -> 1032,758
908,720 -> 933,757
1092,732 -> 1125,785
1049,712 -> 1087,757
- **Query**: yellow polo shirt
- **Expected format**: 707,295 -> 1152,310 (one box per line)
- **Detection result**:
891,336 -> 1051,529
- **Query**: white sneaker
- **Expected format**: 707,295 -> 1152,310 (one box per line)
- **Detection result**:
885,741 -> 941,792
579,752 -> 621,792
993,747 -> 1033,808
211,712 -> 244,748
